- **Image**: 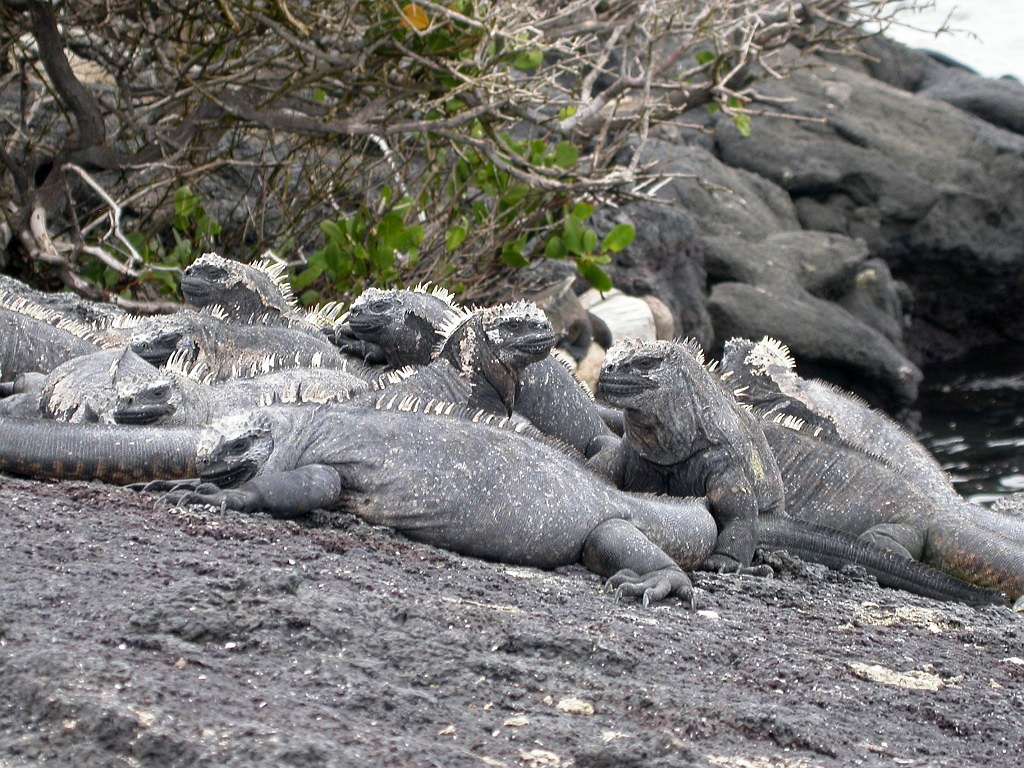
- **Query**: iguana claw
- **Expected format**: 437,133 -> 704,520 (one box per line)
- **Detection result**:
698,554 -> 774,578
606,567 -> 696,609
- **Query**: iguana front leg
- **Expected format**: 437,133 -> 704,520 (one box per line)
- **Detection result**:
164,465 -> 343,518
701,470 -> 763,574
582,518 -> 696,607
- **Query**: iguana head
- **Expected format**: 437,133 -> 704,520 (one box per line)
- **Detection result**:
130,315 -> 197,366
181,252 -> 293,317
345,286 -> 460,367
718,335 -> 797,406
598,337 -> 702,408
112,376 -> 180,425
450,300 -> 556,372
196,410 -> 278,487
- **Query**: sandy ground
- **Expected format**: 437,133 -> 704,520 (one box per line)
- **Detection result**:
1,474 -> 1022,767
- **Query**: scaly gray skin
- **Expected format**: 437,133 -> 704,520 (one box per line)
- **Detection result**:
128,308 -> 365,380
34,348 -> 165,423
159,400 -> 722,607
757,517 -> 1007,606
759,418 -> 1024,604
346,289 -> 616,454
0,293 -> 101,380
0,274 -> 129,327
341,285 -> 460,368
720,336 -> 1024,551
364,301 -> 558,418
180,252 -> 337,335
0,415 -> 200,483
114,365 -> 371,426
720,337 -> 954,498
593,338 -> 785,573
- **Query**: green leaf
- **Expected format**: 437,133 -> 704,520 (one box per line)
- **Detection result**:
582,229 -> 598,255
706,102 -> 720,114
513,48 -> 543,70
733,113 -> 751,137
312,87 -> 326,103
695,50 -> 716,66
601,223 -> 635,253
319,219 -> 346,245
544,236 -> 566,260
570,201 -> 594,221
578,261 -> 613,292
291,255 -> 328,291
552,141 -> 578,169
445,225 -> 467,253
563,214 -> 584,255
557,105 -> 576,121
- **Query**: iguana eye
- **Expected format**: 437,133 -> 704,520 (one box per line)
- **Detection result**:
368,299 -> 392,313
503,319 -> 523,332
632,356 -> 659,372
225,436 -> 252,455
150,385 -> 169,399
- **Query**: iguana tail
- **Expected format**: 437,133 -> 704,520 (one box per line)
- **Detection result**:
0,416 -> 200,484
759,517 -> 1009,607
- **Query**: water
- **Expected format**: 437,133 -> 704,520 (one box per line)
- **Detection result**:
917,344 -> 1024,503
886,0 -> 1024,80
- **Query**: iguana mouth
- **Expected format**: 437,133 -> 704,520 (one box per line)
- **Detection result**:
113,403 -> 177,425
347,315 -> 385,334
198,461 -> 258,488
516,332 -> 557,357
597,375 -> 652,400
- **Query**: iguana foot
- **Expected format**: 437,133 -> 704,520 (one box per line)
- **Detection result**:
158,485 -> 261,513
698,554 -> 774,578
128,478 -> 204,494
606,567 -> 696,608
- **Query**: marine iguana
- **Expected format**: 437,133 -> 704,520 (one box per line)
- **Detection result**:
593,338 -> 785,573
347,289 -> 617,455
361,300 -> 558,418
113,356 -> 371,426
757,417 -> 1024,604
150,398 -> 1005,607
32,348 -> 164,423
180,252 -> 341,335
127,307 -> 365,380
719,336 -> 1024,596
156,398 -> 721,606
341,285 -> 461,368
719,337 -> 954,498
0,292 -> 102,379
0,415 -> 200,483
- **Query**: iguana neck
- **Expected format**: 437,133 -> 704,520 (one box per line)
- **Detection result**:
622,381 -> 732,466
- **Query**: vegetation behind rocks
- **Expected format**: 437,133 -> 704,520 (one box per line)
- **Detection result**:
0,0 -> 922,309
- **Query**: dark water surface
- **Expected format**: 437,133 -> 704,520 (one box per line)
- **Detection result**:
918,343 -> 1024,503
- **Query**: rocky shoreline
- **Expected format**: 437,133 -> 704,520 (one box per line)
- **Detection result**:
3,33 -> 1024,768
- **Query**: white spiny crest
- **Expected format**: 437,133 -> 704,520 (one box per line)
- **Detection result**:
772,413 -> 806,432
305,300 -> 345,327
550,347 -> 595,399
164,349 -> 214,384
349,286 -> 388,308
602,335 -> 647,367
373,365 -> 417,390
250,253 -> 297,306
103,312 -> 144,330
0,291 -> 94,341
412,281 -> 458,307
679,337 -> 706,366
206,304 -> 230,321
745,336 -> 795,376
485,299 -> 547,328
434,301 -> 476,347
